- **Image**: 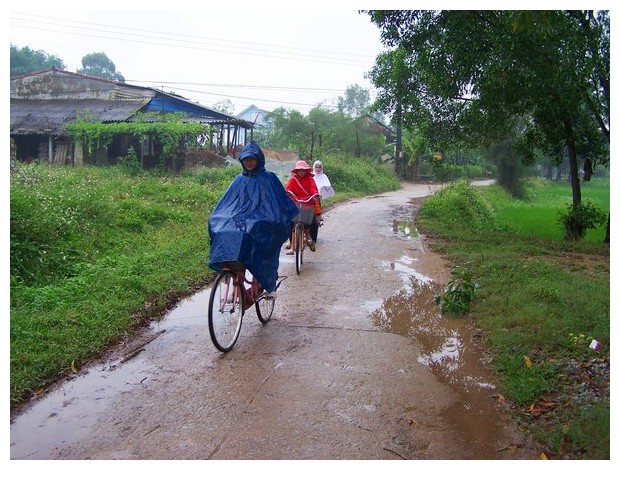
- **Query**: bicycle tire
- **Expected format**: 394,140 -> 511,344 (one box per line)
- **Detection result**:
256,292 -> 275,324
208,271 -> 243,352
295,223 -> 304,274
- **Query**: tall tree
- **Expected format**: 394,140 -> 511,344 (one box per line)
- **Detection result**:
337,84 -> 371,118
366,10 -> 609,239
10,44 -> 65,77
77,52 -> 125,82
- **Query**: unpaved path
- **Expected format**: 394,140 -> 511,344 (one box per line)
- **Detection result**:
10,182 -> 540,460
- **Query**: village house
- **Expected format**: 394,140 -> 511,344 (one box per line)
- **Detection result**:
10,68 -> 253,169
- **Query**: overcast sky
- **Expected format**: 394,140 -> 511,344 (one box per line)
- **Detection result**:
9,2 -> 391,116
8,1 -> 605,116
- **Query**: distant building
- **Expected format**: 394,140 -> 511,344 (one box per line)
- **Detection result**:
352,114 -> 396,144
237,105 -> 274,129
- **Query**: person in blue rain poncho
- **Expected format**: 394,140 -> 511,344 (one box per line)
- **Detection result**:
208,141 -> 298,298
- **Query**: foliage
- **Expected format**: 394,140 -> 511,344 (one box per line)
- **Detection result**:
66,114 -> 207,169
76,51 -> 125,82
557,199 -> 607,241
365,10 -> 610,227
259,89 -> 389,159
10,44 -> 65,77
487,140 -> 527,198
337,84 -> 371,118
417,180 -> 609,458
419,178 -> 495,230
212,99 -> 235,115
117,146 -> 141,174
434,264 -> 478,316
318,153 -> 401,195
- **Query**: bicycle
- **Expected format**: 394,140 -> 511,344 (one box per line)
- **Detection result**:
208,261 -> 286,352
286,191 -> 319,274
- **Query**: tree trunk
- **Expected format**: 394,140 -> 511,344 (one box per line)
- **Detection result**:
563,119 -> 584,240
564,120 -> 582,208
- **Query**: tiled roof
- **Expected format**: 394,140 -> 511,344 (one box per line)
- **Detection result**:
10,98 -> 150,135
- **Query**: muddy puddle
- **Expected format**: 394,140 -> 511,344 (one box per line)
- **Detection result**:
370,217 -> 517,459
9,292 -> 208,459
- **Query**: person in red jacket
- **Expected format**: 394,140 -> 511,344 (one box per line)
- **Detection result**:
285,160 -> 321,251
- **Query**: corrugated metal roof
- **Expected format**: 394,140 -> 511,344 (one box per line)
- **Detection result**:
10,98 -> 150,135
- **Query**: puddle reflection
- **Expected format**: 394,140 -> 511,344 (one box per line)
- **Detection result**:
369,273 -> 514,458
370,277 -> 495,393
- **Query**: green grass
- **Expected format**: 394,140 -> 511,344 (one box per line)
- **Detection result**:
10,163 -> 609,459
488,177 -> 609,241
417,176 -> 610,459
10,156 -> 399,408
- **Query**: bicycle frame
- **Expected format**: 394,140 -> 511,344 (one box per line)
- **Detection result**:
286,191 -> 318,274
208,262 -> 286,352
229,267 -> 262,312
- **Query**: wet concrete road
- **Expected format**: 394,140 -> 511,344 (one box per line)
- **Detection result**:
10,182 -> 539,461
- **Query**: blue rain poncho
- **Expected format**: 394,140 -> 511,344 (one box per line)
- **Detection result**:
208,141 -> 298,292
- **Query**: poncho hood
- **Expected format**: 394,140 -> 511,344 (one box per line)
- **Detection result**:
238,140 -> 266,175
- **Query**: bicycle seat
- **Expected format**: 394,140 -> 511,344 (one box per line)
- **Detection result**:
215,261 -> 245,271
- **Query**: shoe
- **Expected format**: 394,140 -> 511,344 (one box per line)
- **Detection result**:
264,290 -> 277,300
307,239 -> 316,252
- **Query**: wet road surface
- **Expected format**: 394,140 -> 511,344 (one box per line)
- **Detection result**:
10,182 -> 540,461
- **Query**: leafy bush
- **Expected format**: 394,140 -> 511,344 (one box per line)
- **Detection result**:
434,264 -> 479,316
419,178 -> 496,230
557,200 -> 607,241
432,162 -> 464,182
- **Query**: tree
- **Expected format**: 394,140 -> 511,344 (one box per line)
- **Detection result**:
337,84 -> 371,118
366,10 -> 609,240
10,44 -> 65,77
212,99 -> 235,115
77,52 -> 125,82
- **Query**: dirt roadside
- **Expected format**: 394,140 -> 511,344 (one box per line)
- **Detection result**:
10,182 -> 541,461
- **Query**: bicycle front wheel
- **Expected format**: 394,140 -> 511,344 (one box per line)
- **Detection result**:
295,224 -> 304,274
256,291 -> 275,324
208,271 -> 243,352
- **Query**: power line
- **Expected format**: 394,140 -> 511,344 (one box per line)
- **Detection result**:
128,80 -> 344,93
10,11 -> 378,111
10,13 -> 377,67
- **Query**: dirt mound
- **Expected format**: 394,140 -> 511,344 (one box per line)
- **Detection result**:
263,149 -> 299,162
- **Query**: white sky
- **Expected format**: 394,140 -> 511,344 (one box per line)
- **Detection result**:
7,1 -> 611,116
8,1 -> 389,116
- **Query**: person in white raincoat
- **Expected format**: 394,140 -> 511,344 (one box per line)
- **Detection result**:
312,160 -> 334,200
312,160 -> 335,225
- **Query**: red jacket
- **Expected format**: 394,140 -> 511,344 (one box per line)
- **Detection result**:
285,173 -> 320,213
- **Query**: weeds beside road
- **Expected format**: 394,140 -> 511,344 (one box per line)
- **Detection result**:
417,178 -> 610,459
10,161 -> 609,459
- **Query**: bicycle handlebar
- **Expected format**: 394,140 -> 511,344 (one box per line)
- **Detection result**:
286,191 -> 319,204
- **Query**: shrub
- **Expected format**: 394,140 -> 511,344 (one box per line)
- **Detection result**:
557,200 -> 607,241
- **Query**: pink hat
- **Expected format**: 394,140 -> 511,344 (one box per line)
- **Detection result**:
291,160 -> 311,173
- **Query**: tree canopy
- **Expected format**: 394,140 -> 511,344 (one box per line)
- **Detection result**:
10,44 -> 65,77
77,52 -> 125,82
365,10 -> 609,239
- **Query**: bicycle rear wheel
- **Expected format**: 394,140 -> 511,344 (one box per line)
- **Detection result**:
208,271 -> 243,352
295,224 -> 304,274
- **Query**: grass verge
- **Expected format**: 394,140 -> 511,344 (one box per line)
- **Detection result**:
417,177 -> 610,459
